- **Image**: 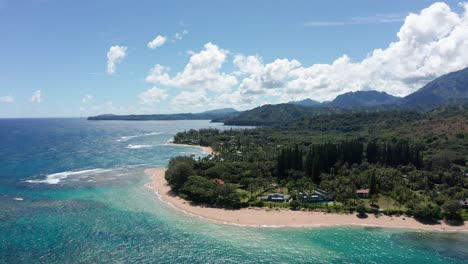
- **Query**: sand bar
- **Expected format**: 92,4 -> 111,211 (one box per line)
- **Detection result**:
146,167 -> 468,232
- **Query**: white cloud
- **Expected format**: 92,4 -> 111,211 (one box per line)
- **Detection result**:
82,94 -> 93,103
106,45 -> 127,75
0,95 -> 14,103
234,55 -> 301,95
148,2 -> 468,110
30,90 -> 41,103
139,87 -> 168,104
233,55 -> 264,75
147,35 -> 167,49
284,2 -> 468,101
174,29 -> 188,40
171,90 -> 209,110
146,42 -> 237,93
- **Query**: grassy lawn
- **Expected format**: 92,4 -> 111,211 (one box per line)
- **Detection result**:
462,209 -> 468,221
361,195 -> 406,211
377,196 -> 406,211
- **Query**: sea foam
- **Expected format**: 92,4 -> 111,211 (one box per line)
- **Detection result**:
117,132 -> 165,142
25,168 -> 113,184
125,144 -> 154,149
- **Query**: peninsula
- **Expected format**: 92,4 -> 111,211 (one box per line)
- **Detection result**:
141,68 -> 468,230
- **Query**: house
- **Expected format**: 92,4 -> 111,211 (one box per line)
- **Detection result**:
298,191 -> 323,203
314,188 -> 335,201
261,193 -> 291,202
298,188 -> 335,203
356,189 -> 370,198
460,198 -> 468,209
210,178 -> 225,185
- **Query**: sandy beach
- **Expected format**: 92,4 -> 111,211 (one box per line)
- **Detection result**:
166,143 -> 215,156
146,167 -> 468,232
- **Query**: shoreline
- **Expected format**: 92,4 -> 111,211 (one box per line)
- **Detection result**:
145,167 -> 468,232
166,142 -> 214,156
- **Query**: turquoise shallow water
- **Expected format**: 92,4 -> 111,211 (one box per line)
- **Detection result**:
1,119 -> 468,263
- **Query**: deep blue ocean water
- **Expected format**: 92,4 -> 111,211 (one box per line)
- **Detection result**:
1,118 -> 468,263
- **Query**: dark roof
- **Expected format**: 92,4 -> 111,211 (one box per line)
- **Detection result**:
261,193 -> 291,200
314,188 -> 331,195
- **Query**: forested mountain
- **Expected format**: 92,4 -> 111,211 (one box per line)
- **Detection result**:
223,67 -> 468,125
288,98 -> 321,107
326,90 -> 400,108
401,66 -> 468,110
201,108 -> 238,114
221,104 -> 345,126
89,67 -> 468,123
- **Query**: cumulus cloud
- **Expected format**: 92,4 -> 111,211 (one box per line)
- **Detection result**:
82,94 -> 93,103
146,42 -> 237,93
30,90 -> 41,103
148,2 -> 468,109
106,45 -> 127,75
234,55 -> 301,95
147,35 -> 167,49
0,95 -> 14,103
139,87 -> 168,104
283,2 -> 468,101
171,90 -> 209,110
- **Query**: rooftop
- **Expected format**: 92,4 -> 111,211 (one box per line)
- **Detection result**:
210,178 -> 225,185
356,189 -> 370,194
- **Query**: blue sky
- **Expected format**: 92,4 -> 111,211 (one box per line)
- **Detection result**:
0,0 -> 467,117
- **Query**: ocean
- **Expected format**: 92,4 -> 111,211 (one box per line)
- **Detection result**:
1,118 -> 467,263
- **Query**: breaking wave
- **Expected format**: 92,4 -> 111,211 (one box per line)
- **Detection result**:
25,168 -> 114,184
125,144 -> 155,149
117,132 -> 165,142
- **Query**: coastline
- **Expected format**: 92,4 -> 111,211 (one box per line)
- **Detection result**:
145,167 -> 468,232
166,142 -> 214,156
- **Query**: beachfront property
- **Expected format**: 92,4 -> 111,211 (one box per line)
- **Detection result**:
261,193 -> 291,202
356,189 -> 370,198
298,188 -> 335,203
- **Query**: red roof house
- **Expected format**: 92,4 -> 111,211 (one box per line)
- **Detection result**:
210,178 -> 225,185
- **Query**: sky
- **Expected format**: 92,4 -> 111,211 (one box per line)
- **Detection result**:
1,0 -> 468,117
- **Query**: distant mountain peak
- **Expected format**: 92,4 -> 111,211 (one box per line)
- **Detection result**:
288,98 -> 321,107
327,90 -> 400,109
201,108 -> 238,114
401,66 -> 468,110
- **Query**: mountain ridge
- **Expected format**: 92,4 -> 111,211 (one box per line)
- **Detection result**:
88,66 -> 468,122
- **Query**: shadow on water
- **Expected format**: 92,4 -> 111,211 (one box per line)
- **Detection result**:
393,231 -> 468,261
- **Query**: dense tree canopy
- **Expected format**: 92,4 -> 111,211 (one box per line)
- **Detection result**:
169,105 -> 468,222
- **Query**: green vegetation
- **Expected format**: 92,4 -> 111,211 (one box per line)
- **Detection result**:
169,105 -> 468,223
289,200 -> 301,210
165,156 -> 194,191
441,200 -> 462,220
356,201 -> 367,217
165,157 -> 241,209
